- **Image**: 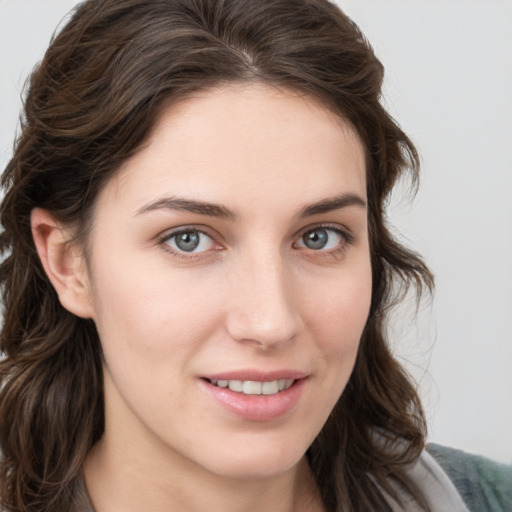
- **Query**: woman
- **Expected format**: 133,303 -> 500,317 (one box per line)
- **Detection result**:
0,1 -> 509,511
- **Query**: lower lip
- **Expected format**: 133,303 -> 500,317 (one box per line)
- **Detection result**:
200,378 -> 307,422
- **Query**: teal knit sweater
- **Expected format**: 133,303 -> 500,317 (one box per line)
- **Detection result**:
427,443 -> 512,512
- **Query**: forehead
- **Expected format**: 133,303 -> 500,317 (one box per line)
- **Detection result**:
100,83 -> 367,215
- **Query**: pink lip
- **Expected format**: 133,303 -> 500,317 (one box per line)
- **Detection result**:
199,370 -> 308,422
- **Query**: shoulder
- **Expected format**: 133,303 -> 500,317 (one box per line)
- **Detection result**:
427,443 -> 512,512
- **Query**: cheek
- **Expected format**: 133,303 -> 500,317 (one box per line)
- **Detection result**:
89,262 -> 227,426
300,258 -> 372,387
89,253 -> 224,367
303,263 -> 372,344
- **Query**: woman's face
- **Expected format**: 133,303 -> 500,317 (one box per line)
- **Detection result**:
83,84 -> 371,480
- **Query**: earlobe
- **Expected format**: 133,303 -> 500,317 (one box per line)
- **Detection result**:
31,208 -> 94,319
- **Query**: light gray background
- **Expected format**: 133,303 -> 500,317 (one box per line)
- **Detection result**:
1,0 -> 511,462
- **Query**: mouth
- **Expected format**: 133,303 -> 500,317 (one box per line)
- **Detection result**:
200,373 -> 307,421
206,378 -> 296,396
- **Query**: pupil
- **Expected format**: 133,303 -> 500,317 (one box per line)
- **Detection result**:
304,229 -> 328,250
176,232 -> 200,252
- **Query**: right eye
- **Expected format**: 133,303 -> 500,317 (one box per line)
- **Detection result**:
162,229 -> 217,254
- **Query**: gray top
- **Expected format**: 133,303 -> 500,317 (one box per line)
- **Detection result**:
382,447 -> 470,512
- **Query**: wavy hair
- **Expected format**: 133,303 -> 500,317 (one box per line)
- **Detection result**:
0,0 -> 433,510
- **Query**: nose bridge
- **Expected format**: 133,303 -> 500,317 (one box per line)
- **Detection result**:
226,244 -> 300,348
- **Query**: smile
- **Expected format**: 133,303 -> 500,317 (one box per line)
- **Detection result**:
209,379 -> 295,395
201,374 -> 307,421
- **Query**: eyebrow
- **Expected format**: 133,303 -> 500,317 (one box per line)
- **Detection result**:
136,197 -> 239,220
299,193 -> 366,217
136,192 -> 366,220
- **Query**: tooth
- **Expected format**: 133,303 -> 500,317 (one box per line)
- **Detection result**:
284,379 -> 294,390
242,381 -> 262,395
223,378 -> 295,394
228,380 -> 243,392
262,380 -> 279,395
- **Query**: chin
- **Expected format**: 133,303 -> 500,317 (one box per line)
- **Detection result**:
200,434 -> 310,481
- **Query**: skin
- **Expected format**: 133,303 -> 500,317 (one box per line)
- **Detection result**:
32,84 -> 372,512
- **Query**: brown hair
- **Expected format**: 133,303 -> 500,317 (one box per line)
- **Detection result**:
0,1 -> 433,510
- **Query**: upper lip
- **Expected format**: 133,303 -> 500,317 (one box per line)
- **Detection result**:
201,370 -> 308,382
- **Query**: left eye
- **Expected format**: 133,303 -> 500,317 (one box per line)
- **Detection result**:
164,229 -> 216,253
296,227 -> 344,251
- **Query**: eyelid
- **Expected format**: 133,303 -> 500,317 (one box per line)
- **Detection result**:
159,226 -> 210,243
295,223 -> 354,244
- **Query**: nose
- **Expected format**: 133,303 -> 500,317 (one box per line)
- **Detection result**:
225,251 -> 302,350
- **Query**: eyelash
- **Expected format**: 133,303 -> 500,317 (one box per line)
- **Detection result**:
157,224 -> 355,261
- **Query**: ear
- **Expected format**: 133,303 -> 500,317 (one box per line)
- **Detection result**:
31,208 -> 94,319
